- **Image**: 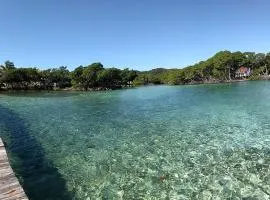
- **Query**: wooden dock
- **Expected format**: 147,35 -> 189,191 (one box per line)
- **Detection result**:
0,138 -> 28,200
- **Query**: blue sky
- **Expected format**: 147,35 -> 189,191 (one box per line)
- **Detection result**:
1,0 -> 270,70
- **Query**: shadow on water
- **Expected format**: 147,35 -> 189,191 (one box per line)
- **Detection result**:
0,105 -> 74,200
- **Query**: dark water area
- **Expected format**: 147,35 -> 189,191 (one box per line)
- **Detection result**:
0,106 -> 73,200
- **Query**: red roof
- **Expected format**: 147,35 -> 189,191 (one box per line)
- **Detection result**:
238,67 -> 249,73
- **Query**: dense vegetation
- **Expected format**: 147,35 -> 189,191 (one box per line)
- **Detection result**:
1,50 -> 270,90
0,62 -> 137,90
134,51 -> 270,85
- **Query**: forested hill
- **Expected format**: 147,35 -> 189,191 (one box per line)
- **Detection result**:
1,51 -> 270,90
135,51 -> 270,85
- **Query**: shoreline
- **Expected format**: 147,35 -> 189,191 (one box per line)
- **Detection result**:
0,79 -> 268,92
182,79 -> 249,86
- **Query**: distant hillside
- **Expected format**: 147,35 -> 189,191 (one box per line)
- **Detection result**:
134,51 -> 270,85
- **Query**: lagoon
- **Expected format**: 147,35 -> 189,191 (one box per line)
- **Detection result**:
1,82 -> 270,199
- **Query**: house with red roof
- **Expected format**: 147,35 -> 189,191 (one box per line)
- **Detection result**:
235,67 -> 251,78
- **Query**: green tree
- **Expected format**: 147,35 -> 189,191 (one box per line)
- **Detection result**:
98,68 -> 122,89
81,63 -> 104,90
50,66 -> 71,88
255,53 -> 266,68
40,67 -> 71,89
264,53 -> 270,75
121,68 -> 138,86
212,51 -> 233,80
244,52 -> 256,70
2,68 -> 40,89
40,69 -> 54,89
71,65 -> 84,88
3,60 -> 15,70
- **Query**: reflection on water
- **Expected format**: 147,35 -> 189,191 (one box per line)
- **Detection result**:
0,82 -> 270,199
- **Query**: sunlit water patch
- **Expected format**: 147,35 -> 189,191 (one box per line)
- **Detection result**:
1,82 -> 270,199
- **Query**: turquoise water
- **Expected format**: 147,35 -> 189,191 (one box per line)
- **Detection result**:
1,82 -> 270,199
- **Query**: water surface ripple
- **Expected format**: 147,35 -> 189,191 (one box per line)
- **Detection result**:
1,82 -> 270,199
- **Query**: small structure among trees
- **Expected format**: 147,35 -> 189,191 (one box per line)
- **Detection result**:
235,67 -> 252,78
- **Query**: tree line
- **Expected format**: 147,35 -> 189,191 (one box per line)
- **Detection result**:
1,50 -> 270,90
134,51 -> 270,85
0,62 -> 138,90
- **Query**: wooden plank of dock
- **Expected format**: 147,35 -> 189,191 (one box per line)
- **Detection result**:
0,138 -> 28,200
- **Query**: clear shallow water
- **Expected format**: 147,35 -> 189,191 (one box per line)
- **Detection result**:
0,82 -> 270,200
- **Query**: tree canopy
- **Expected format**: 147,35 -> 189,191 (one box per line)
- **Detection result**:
0,61 -> 138,90
1,50 -> 270,90
134,50 -> 270,85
